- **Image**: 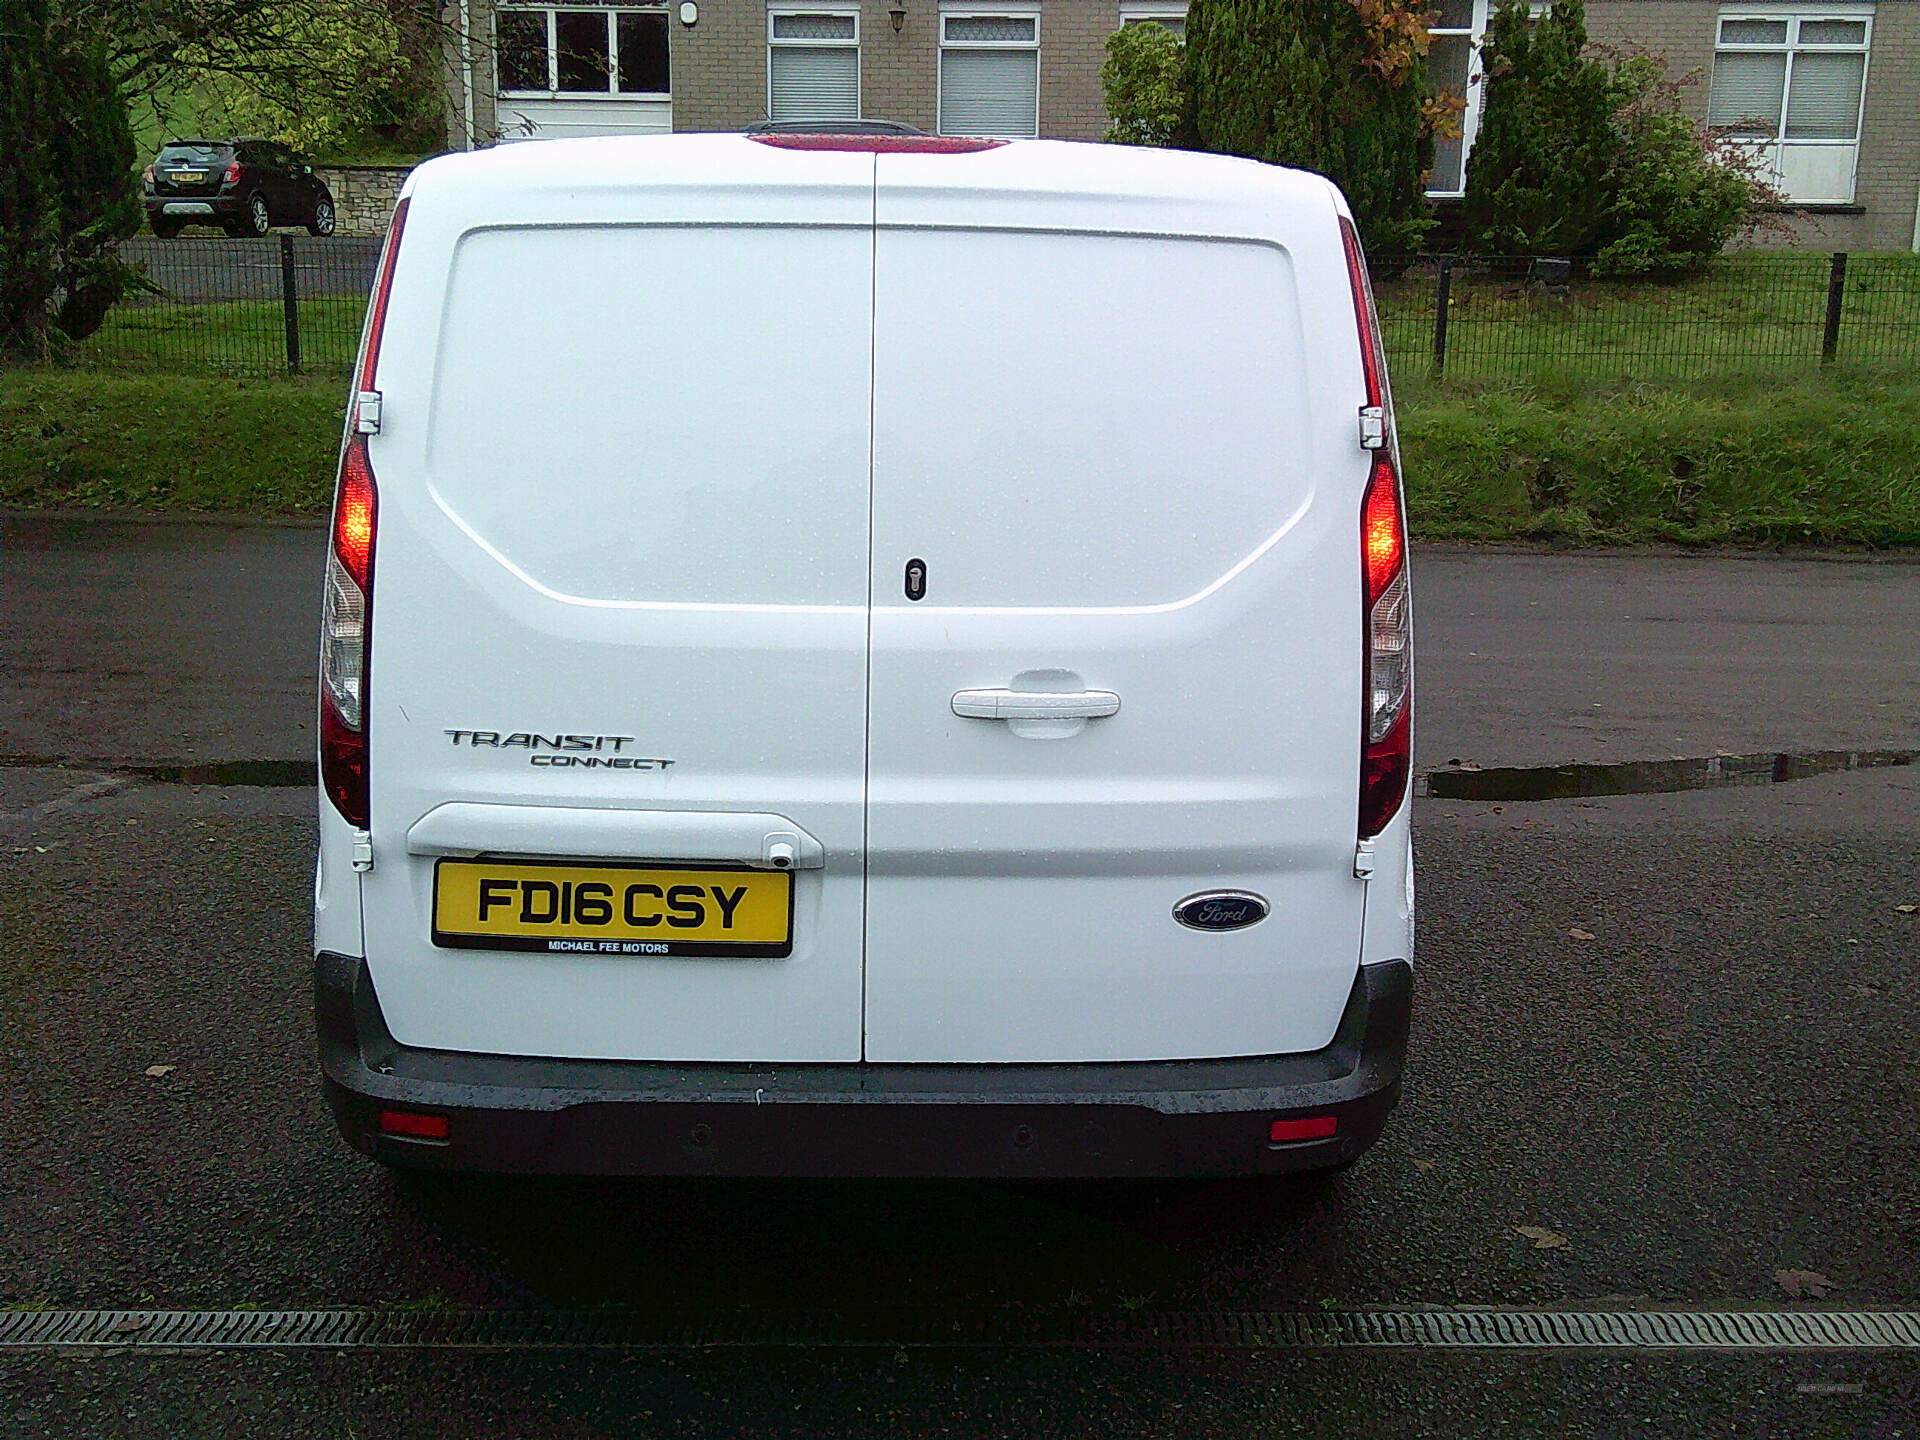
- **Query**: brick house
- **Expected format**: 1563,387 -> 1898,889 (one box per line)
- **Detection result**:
437,0 -> 1920,249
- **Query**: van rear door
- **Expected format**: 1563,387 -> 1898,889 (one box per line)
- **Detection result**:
357,145 -> 875,1062
863,150 -> 1369,1064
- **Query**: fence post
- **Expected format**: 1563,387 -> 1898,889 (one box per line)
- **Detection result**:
280,233 -> 302,374
1432,255 -> 1453,379
1821,251 -> 1847,365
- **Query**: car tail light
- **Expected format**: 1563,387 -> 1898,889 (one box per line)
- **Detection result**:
223,160 -> 241,185
142,164 -> 155,185
319,199 -> 406,829
1343,217 -> 1412,840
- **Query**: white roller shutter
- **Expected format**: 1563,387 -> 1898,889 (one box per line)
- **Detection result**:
1707,51 -> 1786,134
771,47 -> 859,120
1783,51 -> 1865,139
939,49 -> 1038,137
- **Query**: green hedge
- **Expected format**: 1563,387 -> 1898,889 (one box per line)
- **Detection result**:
5,368 -> 1917,546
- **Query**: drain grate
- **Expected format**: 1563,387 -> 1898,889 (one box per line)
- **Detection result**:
2,1308 -> 1916,1352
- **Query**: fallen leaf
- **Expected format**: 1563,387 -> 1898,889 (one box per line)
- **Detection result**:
1514,1225 -> 1569,1250
108,1316 -> 150,1335
143,1065 -> 176,1078
1412,1159 -> 1436,1173
1569,928 -> 1597,941
1896,904 -> 1917,915
1775,1269 -> 1833,1298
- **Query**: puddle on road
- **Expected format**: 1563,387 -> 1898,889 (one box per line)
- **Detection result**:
1422,748 -> 1916,803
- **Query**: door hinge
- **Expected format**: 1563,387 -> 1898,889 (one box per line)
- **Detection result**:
1358,405 -> 1386,451
353,390 -> 383,435
351,829 -> 374,872
1353,837 -> 1377,880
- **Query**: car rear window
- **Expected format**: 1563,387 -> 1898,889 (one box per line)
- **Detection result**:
159,143 -> 231,163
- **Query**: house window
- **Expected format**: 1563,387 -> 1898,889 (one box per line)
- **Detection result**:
1425,0 -> 1486,197
1119,3 -> 1186,41
768,10 -> 860,123
939,11 -> 1039,138
496,6 -> 671,96
1708,8 -> 1871,203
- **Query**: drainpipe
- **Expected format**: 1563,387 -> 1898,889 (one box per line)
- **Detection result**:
460,0 -> 476,149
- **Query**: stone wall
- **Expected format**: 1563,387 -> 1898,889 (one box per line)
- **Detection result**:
316,166 -> 411,236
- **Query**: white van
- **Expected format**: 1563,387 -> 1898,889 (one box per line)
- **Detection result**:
314,132 -> 1414,1179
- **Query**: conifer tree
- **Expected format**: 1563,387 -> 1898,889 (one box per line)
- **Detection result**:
1182,0 -> 1432,256
1462,0 -> 1618,257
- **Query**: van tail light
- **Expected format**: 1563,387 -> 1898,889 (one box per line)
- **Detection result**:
319,198 -> 406,829
1343,216 -> 1412,841
223,160 -> 241,185
321,439 -> 376,826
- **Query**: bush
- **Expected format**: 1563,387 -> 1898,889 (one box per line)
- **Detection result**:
1593,57 -> 1765,277
1462,0 -> 1618,258
1101,22 -> 1185,147
1181,0 -> 1432,255
1465,1 -> 1764,271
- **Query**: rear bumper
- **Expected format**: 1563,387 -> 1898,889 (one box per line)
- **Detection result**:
147,195 -> 242,219
316,953 -> 1411,1179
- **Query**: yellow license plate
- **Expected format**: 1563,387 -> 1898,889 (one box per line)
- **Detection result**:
433,860 -> 793,957
174,171 -> 205,183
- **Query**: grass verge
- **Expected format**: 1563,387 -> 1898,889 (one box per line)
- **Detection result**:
1400,369 -> 1920,545
1,371 -> 342,513
4,367 -> 1918,546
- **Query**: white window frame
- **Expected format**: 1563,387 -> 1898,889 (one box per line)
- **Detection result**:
1119,2 -> 1187,39
767,8 -> 861,123
1424,0 -> 1491,199
1710,6 -> 1872,202
937,5 -> 1041,138
496,4 -> 672,99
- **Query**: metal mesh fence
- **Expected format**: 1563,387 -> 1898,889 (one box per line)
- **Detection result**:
71,235 -> 381,377
61,239 -> 1920,386
1375,251 -> 1920,388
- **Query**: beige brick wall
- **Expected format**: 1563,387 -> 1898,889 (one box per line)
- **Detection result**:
1040,0 -> 1121,140
673,1 -> 770,130
863,2 -> 939,132
1585,0 -> 1718,118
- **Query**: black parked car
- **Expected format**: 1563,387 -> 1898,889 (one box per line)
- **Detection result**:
144,138 -> 337,239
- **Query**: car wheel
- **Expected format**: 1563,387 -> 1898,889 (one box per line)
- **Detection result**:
241,192 -> 271,237
307,196 -> 336,237
150,218 -> 184,239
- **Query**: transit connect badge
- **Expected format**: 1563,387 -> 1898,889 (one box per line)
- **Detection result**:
1172,891 -> 1270,932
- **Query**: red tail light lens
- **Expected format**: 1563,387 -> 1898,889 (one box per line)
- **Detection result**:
1343,217 -> 1412,841
142,164 -> 155,185
223,160 -> 241,185
320,199 -> 406,830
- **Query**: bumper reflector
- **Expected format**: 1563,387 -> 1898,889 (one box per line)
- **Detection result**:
379,1110 -> 450,1142
1270,1116 -> 1338,1144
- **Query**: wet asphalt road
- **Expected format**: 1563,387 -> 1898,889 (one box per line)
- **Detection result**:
5,516 -> 1918,772
2,768 -> 1918,1434
3,523 -> 1920,1434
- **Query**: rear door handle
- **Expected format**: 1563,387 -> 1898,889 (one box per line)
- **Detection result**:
951,688 -> 1121,720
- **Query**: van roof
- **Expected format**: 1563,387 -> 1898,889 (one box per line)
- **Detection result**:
403,135 -> 1343,226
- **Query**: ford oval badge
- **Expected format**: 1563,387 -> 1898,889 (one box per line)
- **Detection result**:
1173,890 -> 1270,932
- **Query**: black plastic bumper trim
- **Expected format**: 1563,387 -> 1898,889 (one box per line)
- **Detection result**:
316,952 -> 1410,1179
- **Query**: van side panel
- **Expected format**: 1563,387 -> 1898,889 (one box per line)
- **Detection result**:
863,214 -> 1369,1063
359,213 -> 876,1062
